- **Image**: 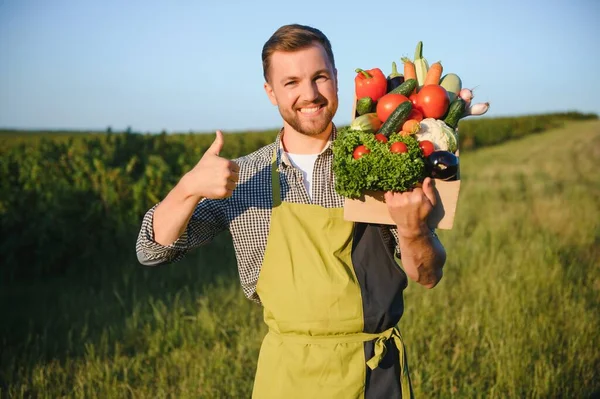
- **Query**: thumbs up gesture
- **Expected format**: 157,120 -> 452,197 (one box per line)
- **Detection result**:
185,130 -> 240,200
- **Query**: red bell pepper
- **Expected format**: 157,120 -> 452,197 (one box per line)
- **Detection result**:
354,68 -> 388,102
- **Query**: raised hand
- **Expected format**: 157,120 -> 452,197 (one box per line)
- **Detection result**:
183,130 -> 240,200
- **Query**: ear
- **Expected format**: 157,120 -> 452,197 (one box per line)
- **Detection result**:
264,82 -> 278,106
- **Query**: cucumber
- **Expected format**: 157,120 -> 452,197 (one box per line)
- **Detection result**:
378,101 -> 413,137
355,96 -> 374,116
389,79 -> 417,97
443,98 -> 466,128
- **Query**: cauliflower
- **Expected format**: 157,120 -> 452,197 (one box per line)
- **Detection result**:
415,118 -> 458,153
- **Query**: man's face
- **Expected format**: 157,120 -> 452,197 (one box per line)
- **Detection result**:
264,43 -> 338,136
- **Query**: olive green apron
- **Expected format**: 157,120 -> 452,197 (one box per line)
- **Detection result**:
251,149 -> 413,398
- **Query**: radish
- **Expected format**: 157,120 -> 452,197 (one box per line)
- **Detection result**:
458,88 -> 474,107
463,102 -> 490,117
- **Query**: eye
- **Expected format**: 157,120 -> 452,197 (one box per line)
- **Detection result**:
315,75 -> 328,82
284,81 -> 297,87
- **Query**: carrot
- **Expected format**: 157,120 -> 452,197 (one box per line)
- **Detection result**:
401,57 -> 417,81
423,61 -> 443,86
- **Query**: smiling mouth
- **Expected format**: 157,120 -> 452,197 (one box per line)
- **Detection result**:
298,105 -> 324,114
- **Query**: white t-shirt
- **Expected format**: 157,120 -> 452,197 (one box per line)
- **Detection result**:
285,152 -> 319,200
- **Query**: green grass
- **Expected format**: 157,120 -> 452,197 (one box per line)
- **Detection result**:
2,121 -> 599,398
402,120 -> 600,398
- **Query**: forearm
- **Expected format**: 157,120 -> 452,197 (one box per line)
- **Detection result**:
397,224 -> 446,288
153,173 -> 203,246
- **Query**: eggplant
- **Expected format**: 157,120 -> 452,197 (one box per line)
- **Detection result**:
425,151 -> 459,181
386,61 -> 405,92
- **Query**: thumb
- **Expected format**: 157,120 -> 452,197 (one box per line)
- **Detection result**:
422,177 -> 437,207
207,130 -> 224,156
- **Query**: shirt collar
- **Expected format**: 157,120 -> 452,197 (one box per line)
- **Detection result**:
275,124 -> 338,168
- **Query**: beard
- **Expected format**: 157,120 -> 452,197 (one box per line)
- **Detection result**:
278,96 -> 338,136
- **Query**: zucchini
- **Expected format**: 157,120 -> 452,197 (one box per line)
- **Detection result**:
350,113 -> 382,132
378,101 -> 413,137
389,79 -> 417,97
355,96 -> 374,116
443,98 -> 466,128
439,73 -> 462,101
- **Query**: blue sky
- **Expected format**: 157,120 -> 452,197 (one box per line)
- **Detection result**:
0,0 -> 598,133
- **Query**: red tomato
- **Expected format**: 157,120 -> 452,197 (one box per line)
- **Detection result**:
416,85 -> 450,119
374,133 -> 388,143
353,145 -> 370,159
390,142 -> 408,154
409,93 -> 419,107
407,108 -> 423,122
418,140 -> 435,157
376,93 -> 410,123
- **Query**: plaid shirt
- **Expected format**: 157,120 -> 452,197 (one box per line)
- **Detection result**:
136,125 -> 404,303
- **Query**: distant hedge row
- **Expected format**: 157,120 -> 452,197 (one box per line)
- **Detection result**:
0,111 -> 596,282
456,111 -> 598,150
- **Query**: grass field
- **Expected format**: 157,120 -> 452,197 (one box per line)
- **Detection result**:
1,120 -> 599,398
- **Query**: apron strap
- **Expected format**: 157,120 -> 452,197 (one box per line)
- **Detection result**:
366,326 -> 414,399
271,148 -> 281,207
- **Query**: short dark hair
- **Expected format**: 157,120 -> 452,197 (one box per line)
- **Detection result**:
261,24 -> 335,82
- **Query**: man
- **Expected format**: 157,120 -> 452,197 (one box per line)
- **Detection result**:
136,23 -> 446,398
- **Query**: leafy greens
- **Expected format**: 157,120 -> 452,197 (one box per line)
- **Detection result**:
332,127 -> 426,198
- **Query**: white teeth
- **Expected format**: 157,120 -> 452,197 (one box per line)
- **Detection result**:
300,106 -> 320,113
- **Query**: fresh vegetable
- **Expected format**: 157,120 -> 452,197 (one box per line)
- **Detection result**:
416,118 -> 458,153
356,96 -> 374,116
423,61 -> 443,86
407,108 -> 423,122
464,102 -> 490,117
333,39 -> 492,199
439,73 -> 463,102
425,150 -> 459,181
415,85 -> 450,119
378,101 -> 413,137
376,93 -> 410,123
413,41 -> 429,88
418,140 -> 435,157
401,57 -> 417,82
353,144 -> 370,160
443,98 -> 467,128
386,61 -> 405,93
332,127 -> 426,198
409,93 -> 419,108
389,78 -> 417,97
354,68 -> 388,102
458,88 -> 473,106
350,113 -> 382,132
374,133 -> 388,143
390,142 -> 408,154
402,119 -> 421,135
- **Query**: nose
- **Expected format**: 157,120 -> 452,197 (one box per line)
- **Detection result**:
299,80 -> 319,103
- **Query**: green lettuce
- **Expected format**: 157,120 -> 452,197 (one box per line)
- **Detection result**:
332,127 -> 426,199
